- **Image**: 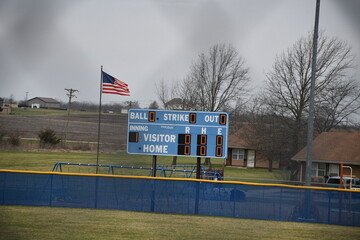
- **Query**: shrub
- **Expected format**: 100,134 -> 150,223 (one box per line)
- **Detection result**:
38,128 -> 61,147
0,126 -> 6,145
8,133 -> 20,146
72,143 -> 91,151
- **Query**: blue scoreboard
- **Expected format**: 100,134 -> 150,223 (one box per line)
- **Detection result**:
127,109 -> 228,158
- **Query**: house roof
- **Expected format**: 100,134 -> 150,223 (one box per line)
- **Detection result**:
28,97 -> 60,104
228,126 -> 255,149
165,98 -> 182,106
291,131 -> 360,165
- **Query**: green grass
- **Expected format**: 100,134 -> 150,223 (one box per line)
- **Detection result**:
0,150 -> 97,172
0,151 -> 358,239
0,150 -> 290,180
0,150 -> 225,176
0,205 -> 359,240
224,167 -> 290,182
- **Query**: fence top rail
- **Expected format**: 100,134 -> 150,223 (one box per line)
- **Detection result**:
52,162 -> 208,174
53,163 -> 206,168
1,169 -> 360,193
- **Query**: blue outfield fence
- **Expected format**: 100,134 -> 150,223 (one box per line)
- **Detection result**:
0,170 -> 359,226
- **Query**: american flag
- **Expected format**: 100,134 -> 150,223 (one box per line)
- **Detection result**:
102,71 -> 130,96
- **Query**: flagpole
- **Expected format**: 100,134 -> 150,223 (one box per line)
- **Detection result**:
96,65 -> 103,174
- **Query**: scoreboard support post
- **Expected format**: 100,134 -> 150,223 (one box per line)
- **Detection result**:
152,155 -> 157,177
196,157 -> 201,179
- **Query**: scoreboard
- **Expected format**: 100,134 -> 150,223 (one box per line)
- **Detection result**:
127,109 -> 228,158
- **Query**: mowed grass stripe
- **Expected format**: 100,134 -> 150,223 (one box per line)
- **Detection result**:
1,206 -> 359,240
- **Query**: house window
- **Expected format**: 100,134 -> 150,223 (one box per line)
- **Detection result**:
232,149 -> 245,160
328,164 -> 339,176
311,163 -> 326,177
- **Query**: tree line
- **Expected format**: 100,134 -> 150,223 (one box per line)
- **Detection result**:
3,32 -> 360,174
156,32 -> 360,173
1,97 -> 159,113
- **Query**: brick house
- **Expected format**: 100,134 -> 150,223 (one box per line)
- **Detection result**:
291,130 -> 360,182
225,127 -> 279,169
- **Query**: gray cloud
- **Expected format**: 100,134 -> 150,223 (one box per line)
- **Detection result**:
0,0 -> 359,106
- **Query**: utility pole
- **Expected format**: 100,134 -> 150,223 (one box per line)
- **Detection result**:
64,88 -> 79,143
305,0 -> 320,186
25,91 -> 29,108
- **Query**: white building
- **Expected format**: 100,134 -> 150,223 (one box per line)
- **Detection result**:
27,97 -> 61,109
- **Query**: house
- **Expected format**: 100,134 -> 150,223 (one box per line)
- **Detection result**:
0,106 -> 11,114
27,97 -> 61,109
226,127 -> 279,169
291,130 -> 360,182
0,98 -> 12,114
164,98 -> 195,110
121,108 -> 128,114
165,98 -> 184,110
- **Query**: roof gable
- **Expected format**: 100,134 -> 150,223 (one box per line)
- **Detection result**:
228,126 -> 254,149
292,131 -> 360,164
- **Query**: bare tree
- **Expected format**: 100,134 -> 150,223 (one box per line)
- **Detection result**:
183,44 -> 250,167
183,44 -> 249,111
155,80 -> 178,109
148,100 -> 159,109
124,101 -> 140,109
157,44 -> 249,112
264,32 -> 356,155
155,44 -> 250,167
155,80 -> 170,109
7,94 -> 16,104
172,78 -> 200,110
239,97 -> 293,172
314,78 -> 360,132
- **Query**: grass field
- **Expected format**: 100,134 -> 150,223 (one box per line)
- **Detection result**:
1,205 -> 359,240
1,151 -> 359,239
0,150 -> 288,180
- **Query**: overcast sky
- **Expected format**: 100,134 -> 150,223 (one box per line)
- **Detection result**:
0,0 -> 359,107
